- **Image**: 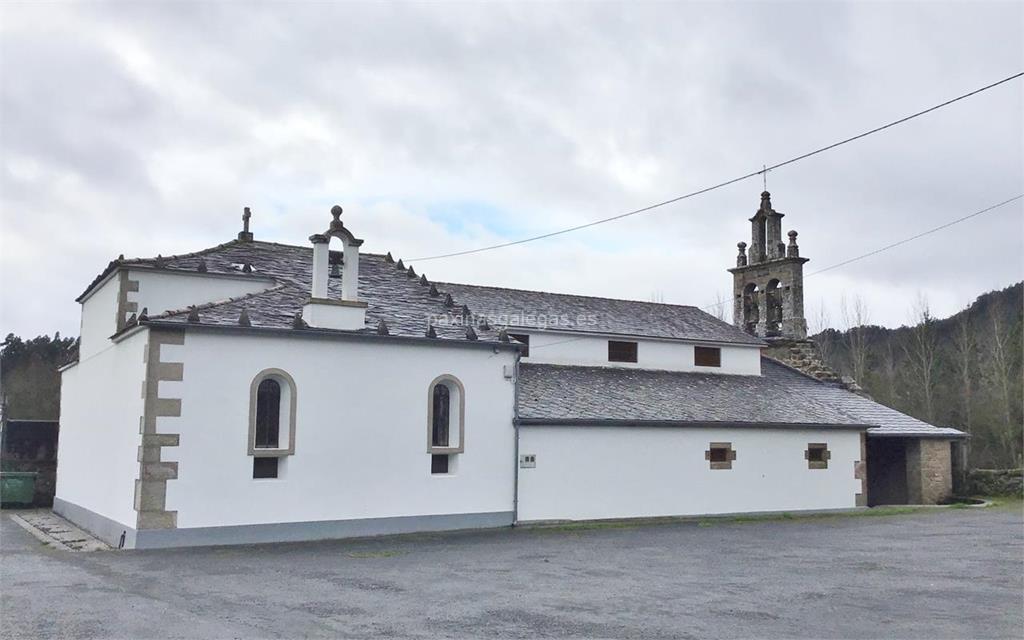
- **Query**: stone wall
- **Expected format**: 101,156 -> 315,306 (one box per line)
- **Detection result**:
906,439 -> 953,504
763,338 -> 842,383
966,469 -> 1024,497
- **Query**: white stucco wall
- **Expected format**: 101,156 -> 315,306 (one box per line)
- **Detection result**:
78,275 -> 120,360
130,269 -> 275,317
163,332 -> 517,529
520,331 -> 762,375
56,329 -> 147,529
516,426 -> 863,521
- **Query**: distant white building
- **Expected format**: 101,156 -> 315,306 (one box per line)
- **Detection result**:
55,196 -> 965,549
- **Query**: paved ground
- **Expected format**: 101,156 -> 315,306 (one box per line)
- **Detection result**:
2,505 -> 1021,639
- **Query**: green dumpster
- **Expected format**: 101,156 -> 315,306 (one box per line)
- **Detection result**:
1,472 -> 37,507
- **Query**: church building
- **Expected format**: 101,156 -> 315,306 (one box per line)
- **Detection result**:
54,194 -> 966,549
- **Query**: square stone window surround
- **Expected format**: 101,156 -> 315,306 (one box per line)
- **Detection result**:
805,443 -> 831,470
705,442 -> 737,470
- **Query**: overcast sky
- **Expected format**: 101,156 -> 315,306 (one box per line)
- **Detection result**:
2,1 -> 1021,339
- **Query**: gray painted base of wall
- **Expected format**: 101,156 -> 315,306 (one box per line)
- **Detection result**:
135,510 -> 514,549
518,506 -> 867,527
53,500 -> 513,550
52,497 -> 136,549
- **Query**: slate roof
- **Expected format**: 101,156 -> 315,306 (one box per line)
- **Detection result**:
93,240 -> 503,341
437,282 -> 764,345
87,238 -> 762,345
518,358 -> 967,438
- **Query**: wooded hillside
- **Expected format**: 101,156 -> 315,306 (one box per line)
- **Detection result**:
0,334 -> 78,420
814,282 -> 1023,468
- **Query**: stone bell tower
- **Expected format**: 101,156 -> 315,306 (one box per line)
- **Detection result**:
728,192 -> 809,339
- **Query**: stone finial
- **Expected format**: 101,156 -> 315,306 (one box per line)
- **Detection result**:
419,274 -> 428,286
429,284 -> 440,297
127,312 -> 138,326
760,191 -> 772,212
736,242 -> 748,267
787,230 -> 800,258
497,329 -> 510,343
425,324 -> 438,339
443,293 -> 454,307
117,254 -> 125,261
465,325 -> 478,341
186,307 -> 200,323
329,205 -> 344,231
154,254 -> 166,268
238,207 -> 254,242
197,258 -> 208,273
396,258 -> 405,270
460,304 -> 471,317
292,312 -> 307,329
238,308 -> 251,327
138,307 -> 149,322
242,262 -> 253,273
407,265 -> 416,278
376,319 -> 390,336
385,252 -> 394,264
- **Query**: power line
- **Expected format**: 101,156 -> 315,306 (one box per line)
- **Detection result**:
804,195 -> 1023,278
409,72 -> 1023,263
700,194 -> 1023,311
523,193 -> 1022,351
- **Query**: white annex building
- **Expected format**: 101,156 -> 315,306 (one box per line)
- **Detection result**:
56,195 -> 966,549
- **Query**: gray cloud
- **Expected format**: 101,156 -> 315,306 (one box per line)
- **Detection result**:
1,1 -> 1021,338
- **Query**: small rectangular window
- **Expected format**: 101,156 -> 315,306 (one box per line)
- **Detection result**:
253,456 -> 279,479
705,442 -> 735,470
806,443 -> 830,469
608,340 -> 638,363
431,454 -> 450,474
694,346 -> 722,367
509,333 -> 530,357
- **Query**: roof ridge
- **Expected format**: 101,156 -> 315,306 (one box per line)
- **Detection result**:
436,280 -> 705,312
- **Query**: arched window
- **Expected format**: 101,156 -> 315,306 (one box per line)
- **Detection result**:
248,369 -> 297,458
765,279 -> 783,336
255,379 -> 281,448
742,283 -> 759,334
432,384 -> 450,447
427,375 -> 465,455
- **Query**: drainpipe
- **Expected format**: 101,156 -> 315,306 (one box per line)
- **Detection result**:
512,350 -> 521,527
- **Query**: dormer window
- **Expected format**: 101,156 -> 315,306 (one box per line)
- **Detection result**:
608,340 -> 638,363
694,346 -> 721,368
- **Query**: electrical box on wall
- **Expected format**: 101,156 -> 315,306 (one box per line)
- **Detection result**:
519,454 -> 536,468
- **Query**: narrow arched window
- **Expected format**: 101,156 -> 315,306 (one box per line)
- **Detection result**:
255,378 -> 281,448
248,369 -> 297,471
427,375 -> 465,461
432,384 -> 450,448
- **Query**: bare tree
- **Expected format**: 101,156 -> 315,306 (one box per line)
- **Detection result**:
951,307 -> 975,436
879,333 -> 900,407
810,300 -> 835,365
903,293 -> 938,423
986,298 -> 1018,465
711,291 -> 730,323
841,294 -> 871,384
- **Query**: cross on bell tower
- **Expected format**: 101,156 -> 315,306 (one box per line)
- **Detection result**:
727,192 -> 809,339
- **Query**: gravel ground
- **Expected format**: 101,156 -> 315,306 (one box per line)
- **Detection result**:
2,504 -> 1021,639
